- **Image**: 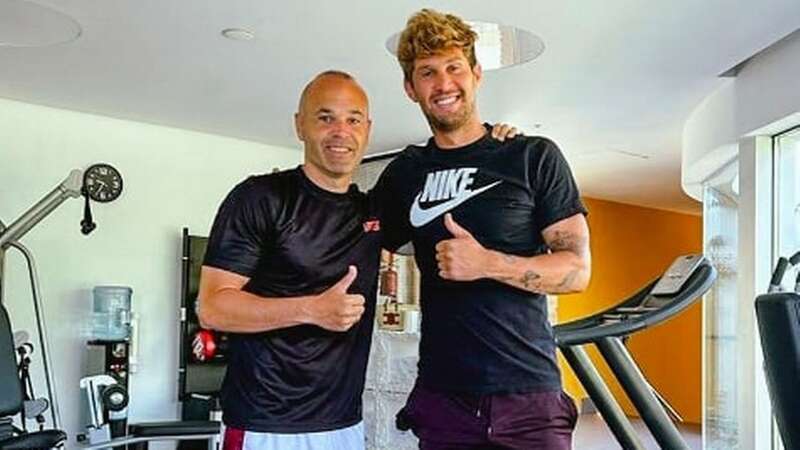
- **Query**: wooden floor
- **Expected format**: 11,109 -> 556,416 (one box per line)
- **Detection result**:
574,413 -> 702,450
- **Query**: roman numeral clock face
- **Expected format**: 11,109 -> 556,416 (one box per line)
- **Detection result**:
83,163 -> 123,202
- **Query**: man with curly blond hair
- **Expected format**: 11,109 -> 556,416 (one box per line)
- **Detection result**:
374,8 -> 591,450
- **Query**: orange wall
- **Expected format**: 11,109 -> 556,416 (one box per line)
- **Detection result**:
558,197 -> 703,424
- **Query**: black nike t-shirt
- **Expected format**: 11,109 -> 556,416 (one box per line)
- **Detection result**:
373,127 -> 587,394
203,167 -> 382,432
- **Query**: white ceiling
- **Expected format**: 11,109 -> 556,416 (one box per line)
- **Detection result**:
2,0 -> 799,214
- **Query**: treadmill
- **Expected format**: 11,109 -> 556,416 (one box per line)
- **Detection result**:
554,254 -> 716,450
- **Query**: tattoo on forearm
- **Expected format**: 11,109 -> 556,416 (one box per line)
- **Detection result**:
543,226 -> 590,292
502,255 -> 546,293
557,269 -> 580,290
521,270 -> 542,289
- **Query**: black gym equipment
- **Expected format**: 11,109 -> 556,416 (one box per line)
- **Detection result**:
179,229 -> 227,399
176,229 -> 226,450
755,251 -> 800,450
1,302 -> 67,449
554,254 -> 717,450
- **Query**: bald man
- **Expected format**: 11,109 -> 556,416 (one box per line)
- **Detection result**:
198,71 -> 380,450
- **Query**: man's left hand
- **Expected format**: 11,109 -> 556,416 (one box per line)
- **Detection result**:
490,123 -> 520,142
436,213 -> 488,281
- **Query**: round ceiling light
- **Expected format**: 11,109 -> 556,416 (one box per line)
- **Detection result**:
385,21 -> 544,71
221,28 -> 255,41
0,0 -> 81,48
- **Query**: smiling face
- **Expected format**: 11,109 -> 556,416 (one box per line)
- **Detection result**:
295,73 -> 371,190
404,46 -> 482,133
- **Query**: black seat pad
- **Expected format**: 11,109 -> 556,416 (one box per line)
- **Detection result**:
129,421 -> 220,437
755,292 -> 800,450
0,430 -> 67,449
0,305 -> 23,417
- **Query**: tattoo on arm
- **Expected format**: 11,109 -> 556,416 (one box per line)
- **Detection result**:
498,257 -> 544,292
557,269 -> 579,290
521,270 -> 542,289
544,223 -> 590,292
547,230 -> 588,257
496,217 -> 589,294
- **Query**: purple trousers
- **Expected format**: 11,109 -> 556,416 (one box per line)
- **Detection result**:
399,384 -> 578,450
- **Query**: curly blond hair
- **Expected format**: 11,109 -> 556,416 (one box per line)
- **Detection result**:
396,9 -> 477,82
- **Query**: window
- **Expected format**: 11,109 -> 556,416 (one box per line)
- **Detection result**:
774,127 -> 800,288
703,162 -> 740,449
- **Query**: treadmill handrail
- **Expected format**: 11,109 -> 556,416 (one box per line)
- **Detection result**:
552,279 -> 658,335
554,262 -> 716,346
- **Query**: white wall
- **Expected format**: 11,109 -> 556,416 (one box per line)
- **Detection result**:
682,29 -> 800,198
0,98 -> 301,448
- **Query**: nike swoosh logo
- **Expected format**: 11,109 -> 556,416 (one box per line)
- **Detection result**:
410,181 -> 502,227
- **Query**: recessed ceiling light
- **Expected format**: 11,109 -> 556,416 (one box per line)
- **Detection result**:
221,28 -> 255,41
385,21 -> 544,71
0,0 -> 81,48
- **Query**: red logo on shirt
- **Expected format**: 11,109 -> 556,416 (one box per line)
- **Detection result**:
363,219 -> 381,233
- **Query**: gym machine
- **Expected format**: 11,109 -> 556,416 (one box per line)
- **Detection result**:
755,251 -> 800,450
554,254 -> 717,450
178,229 -> 226,450
73,236 -> 221,448
1,164 -> 122,449
1,166 -> 220,449
72,230 -> 222,450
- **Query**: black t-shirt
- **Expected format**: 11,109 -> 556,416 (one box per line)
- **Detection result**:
203,167 -> 382,433
373,127 -> 587,395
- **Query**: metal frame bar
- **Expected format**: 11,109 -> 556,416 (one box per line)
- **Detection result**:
595,337 -> 689,450
77,432 -> 218,450
6,242 -> 61,429
560,345 -> 646,450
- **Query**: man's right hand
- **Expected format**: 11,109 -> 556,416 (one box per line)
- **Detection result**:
307,266 -> 366,331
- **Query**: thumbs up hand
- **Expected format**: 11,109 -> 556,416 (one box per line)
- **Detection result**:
435,214 -> 488,281
310,266 -> 366,331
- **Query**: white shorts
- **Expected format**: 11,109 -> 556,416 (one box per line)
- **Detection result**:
222,421 -> 364,450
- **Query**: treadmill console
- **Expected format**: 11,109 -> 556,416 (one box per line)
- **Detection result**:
628,254 -> 707,310
650,254 -> 705,297
601,254 -> 708,319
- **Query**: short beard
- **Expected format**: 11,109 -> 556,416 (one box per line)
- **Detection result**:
423,100 -> 474,133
